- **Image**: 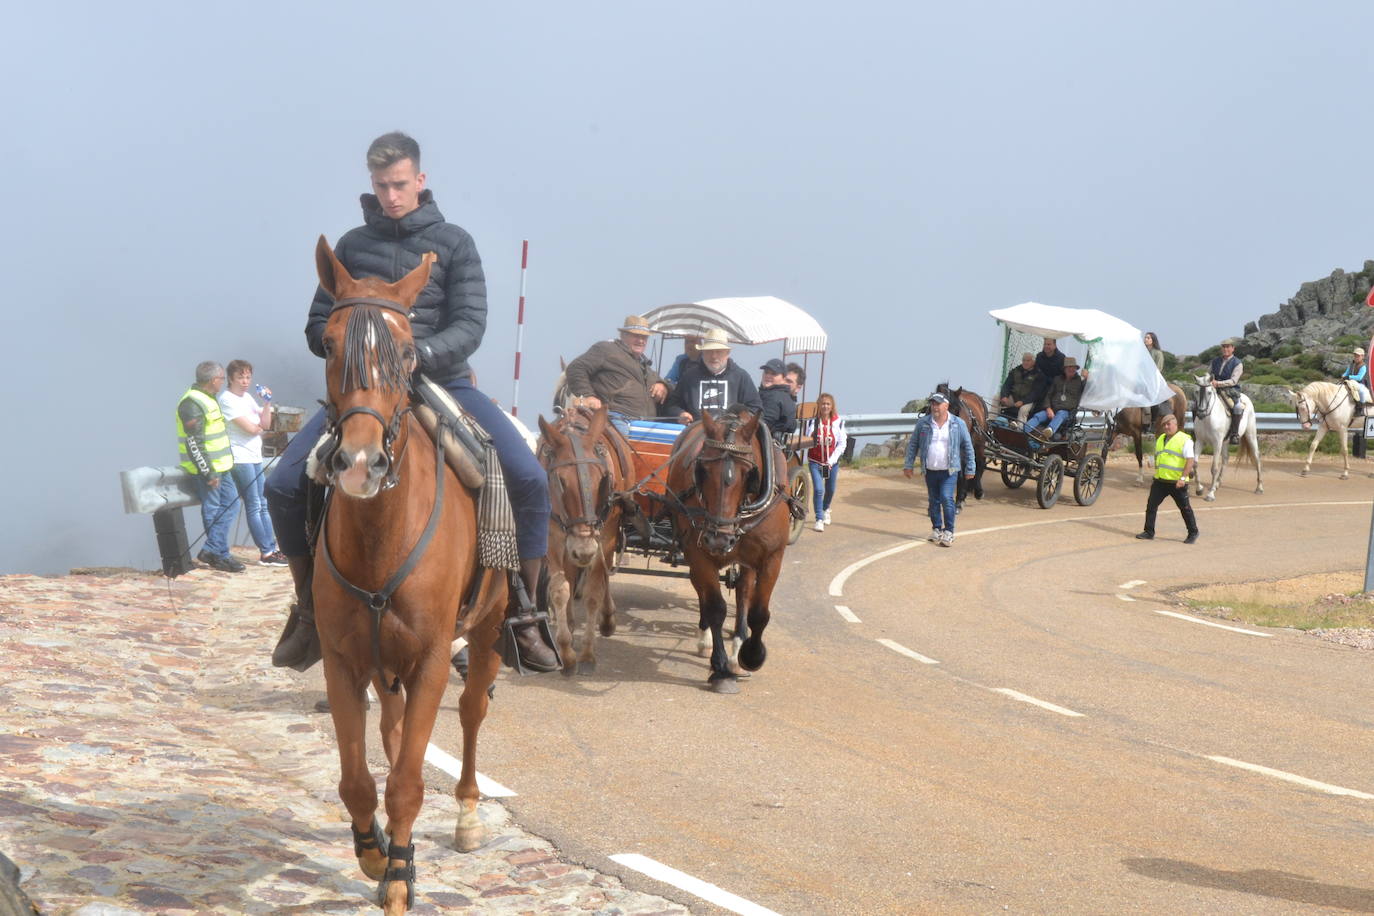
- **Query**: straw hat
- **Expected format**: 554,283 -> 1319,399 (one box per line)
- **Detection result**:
619,315 -> 652,336
697,328 -> 732,351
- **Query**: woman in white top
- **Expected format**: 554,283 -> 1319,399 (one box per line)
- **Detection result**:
804,393 -> 847,532
218,359 -> 286,566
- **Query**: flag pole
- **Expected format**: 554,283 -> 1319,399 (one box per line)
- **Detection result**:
512,240 -> 529,415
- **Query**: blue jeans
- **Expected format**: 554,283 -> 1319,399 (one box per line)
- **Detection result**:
228,462 -> 278,554
194,473 -> 238,558
924,469 -> 957,532
266,377 -> 549,560
808,460 -> 839,519
1024,408 -> 1071,438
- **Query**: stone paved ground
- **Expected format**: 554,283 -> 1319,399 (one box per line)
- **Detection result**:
0,556 -> 690,915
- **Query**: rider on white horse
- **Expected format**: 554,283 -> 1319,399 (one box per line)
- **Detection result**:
1210,338 -> 1245,444
1340,347 -> 1371,417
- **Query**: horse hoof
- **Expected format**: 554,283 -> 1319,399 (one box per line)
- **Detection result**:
1204,494 -> 1216,502
738,637 -> 767,672
600,618 -> 616,638
561,664 -> 575,678
381,880 -> 411,916
1341,472 -> 1350,480
1255,486 -> 1264,494
1300,470 -> 1309,477
708,676 -> 740,695
576,659 -> 597,676
454,822 -> 484,853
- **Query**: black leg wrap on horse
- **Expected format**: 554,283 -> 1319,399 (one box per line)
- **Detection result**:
351,817 -> 389,858
378,842 -> 415,910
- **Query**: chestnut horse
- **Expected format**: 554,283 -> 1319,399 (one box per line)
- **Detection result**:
933,383 -> 987,509
311,236 -> 509,914
665,408 -> 792,694
536,406 -> 634,675
1113,383 -> 1189,486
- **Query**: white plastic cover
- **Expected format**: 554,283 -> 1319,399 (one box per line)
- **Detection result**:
642,296 -> 827,354
988,302 -> 1173,411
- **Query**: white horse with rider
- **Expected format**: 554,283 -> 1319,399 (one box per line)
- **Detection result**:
1191,373 -> 1263,500
1288,380 -> 1365,479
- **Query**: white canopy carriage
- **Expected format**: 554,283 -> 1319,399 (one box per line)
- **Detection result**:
642,296 -> 828,395
990,302 -> 1172,413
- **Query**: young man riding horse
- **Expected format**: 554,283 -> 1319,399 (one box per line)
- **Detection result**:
266,131 -> 558,680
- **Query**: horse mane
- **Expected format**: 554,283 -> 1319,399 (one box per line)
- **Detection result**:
341,305 -> 409,393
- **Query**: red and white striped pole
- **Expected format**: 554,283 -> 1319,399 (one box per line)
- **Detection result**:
511,240 -> 529,416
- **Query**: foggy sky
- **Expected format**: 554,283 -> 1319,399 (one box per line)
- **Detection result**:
4,1 -> 1371,574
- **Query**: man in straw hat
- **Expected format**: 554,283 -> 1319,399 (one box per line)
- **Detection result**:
1208,338 -> 1245,444
564,314 -> 670,436
1024,355 -> 1085,442
665,327 -> 762,424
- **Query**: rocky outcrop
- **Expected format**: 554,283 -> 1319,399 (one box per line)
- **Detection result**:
1240,262 -> 1374,355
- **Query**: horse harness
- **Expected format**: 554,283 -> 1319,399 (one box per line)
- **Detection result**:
541,423 -> 618,536
659,418 -> 802,548
317,295 -> 444,695
1294,384 -> 1352,429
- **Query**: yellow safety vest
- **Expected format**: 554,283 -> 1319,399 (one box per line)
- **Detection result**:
1154,431 -> 1190,481
177,388 -> 233,474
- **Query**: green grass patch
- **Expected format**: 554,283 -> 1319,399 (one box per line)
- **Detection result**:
1336,333 -> 1366,349
1186,594 -> 1374,631
850,456 -> 907,470
1283,432 -> 1348,455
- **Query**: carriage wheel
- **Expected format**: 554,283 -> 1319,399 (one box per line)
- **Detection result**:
1000,461 -> 1028,489
787,465 -> 811,545
1036,455 -> 1064,509
1073,454 -> 1105,506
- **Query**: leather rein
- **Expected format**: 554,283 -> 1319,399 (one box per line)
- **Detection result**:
542,427 -> 616,535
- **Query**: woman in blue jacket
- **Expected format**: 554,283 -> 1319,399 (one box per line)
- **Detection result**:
902,393 -> 977,547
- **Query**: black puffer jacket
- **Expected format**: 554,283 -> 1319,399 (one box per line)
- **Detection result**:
306,191 -> 486,384
759,383 -> 797,439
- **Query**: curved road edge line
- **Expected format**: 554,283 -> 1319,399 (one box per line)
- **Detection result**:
827,500 -> 1370,599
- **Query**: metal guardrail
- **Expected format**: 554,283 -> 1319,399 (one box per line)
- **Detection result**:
844,411 -> 1368,445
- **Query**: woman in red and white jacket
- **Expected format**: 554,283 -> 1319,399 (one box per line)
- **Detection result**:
805,393 -> 847,532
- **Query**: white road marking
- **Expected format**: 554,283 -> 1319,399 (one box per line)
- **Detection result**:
1116,594 -> 1136,602
834,604 -> 861,623
1154,610 -> 1272,638
1205,756 -> 1374,799
1118,579 -> 1146,589
876,638 -> 939,664
992,688 -> 1085,717
424,743 -> 517,797
609,853 -> 782,916
828,541 -> 919,596
828,500 -> 1370,599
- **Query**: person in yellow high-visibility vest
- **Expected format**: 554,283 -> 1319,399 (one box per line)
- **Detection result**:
177,361 -> 244,572
1135,413 -> 1200,544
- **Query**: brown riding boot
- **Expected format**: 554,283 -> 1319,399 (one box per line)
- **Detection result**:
272,555 -> 322,672
504,557 -> 560,673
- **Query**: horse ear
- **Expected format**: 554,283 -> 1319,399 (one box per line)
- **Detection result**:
701,411 -> 721,438
537,414 -> 562,447
315,235 -> 353,297
387,251 -> 436,307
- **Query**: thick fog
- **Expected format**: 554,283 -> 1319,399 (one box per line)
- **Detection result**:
4,1 -> 1371,573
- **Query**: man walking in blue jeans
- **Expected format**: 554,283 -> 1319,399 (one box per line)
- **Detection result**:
903,393 -> 976,547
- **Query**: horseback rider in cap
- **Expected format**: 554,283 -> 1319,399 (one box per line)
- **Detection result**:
1209,338 -> 1245,444
265,131 -> 559,680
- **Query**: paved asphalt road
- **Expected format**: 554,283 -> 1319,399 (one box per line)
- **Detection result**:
358,456 -> 1374,915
